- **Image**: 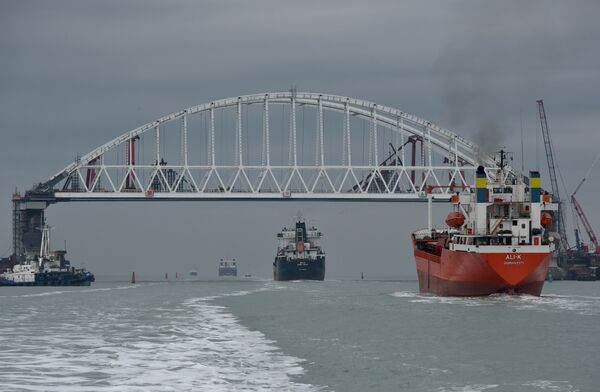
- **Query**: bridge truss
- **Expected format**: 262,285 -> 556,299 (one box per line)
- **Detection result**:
37,92 -> 500,202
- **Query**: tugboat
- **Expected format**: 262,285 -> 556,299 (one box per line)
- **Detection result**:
218,259 -> 237,277
274,216 -> 325,281
0,225 -> 95,286
412,151 -> 557,296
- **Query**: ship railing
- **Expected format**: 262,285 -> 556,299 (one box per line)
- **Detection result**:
452,234 -> 516,247
412,228 -> 447,240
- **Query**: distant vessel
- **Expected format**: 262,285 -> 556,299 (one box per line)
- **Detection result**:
189,270 -> 198,277
412,151 -> 557,296
218,259 -> 237,277
0,225 -> 94,286
274,217 -> 325,281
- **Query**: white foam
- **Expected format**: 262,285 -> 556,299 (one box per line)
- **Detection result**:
522,380 -> 579,391
400,362 -> 451,375
391,291 -> 421,298
0,283 -> 320,391
438,384 -> 499,392
391,291 -> 600,315
500,293 -> 600,315
7,285 -> 139,298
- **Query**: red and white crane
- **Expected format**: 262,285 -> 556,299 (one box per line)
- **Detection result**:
570,152 -> 600,254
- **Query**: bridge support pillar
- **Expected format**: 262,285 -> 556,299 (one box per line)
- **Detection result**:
10,189 -> 56,261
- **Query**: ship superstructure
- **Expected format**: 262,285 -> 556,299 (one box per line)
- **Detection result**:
0,225 -> 94,286
274,217 -> 325,281
412,151 -> 557,296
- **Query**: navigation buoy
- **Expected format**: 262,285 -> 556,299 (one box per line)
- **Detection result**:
131,271 -> 136,284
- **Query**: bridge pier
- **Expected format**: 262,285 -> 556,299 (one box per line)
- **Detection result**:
10,189 -> 56,261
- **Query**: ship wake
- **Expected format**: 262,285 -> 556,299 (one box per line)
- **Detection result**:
0,284 -> 320,391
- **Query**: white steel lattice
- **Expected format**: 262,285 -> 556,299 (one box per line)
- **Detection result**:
41,92 -> 503,202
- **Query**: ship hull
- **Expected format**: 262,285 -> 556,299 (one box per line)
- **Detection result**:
0,272 -> 95,287
218,268 -> 237,277
273,257 -> 325,281
413,247 -> 551,296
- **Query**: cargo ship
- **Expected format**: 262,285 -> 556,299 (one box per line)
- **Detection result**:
218,259 -> 237,277
274,217 -> 325,281
0,225 -> 94,286
412,152 -> 557,296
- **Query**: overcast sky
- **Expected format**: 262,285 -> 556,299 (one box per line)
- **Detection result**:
1,0 -> 599,279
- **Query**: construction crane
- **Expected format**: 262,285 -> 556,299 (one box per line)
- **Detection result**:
571,197 -> 599,253
570,152 -> 600,254
537,100 -> 569,260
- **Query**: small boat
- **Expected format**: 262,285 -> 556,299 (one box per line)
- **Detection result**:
0,225 -> 94,286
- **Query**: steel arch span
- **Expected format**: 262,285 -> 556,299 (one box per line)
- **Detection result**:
36,92 -> 503,202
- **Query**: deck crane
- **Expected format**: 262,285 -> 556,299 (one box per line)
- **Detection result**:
537,100 -> 570,262
570,152 -> 600,254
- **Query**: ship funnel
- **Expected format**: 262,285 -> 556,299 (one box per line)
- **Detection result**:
474,166 -> 488,235
476,166 -> 488,203
529,171 -> 541,203
530,171 -> 542,232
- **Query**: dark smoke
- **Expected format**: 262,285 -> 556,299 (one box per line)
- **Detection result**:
472,120 -> 509,159
440,66 -> 512,159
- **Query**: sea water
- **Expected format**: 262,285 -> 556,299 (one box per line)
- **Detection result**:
0,280 -> 598,391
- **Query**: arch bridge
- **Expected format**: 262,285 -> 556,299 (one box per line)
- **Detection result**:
36,92 -> 499,202
13,92 -> 506,257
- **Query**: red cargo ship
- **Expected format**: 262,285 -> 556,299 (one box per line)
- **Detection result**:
412,152 -> 557,296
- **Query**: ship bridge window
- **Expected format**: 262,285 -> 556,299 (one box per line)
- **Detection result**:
512,220 -> 518,226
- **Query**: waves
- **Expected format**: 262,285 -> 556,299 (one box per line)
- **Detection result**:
391,291 -> 600,315
437,385 -> 499,392
0,283 -> 319,391
437,380 -> 579,392
5,285 -> 140,298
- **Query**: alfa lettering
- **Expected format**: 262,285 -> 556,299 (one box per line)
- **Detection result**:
505,254 -> 522,261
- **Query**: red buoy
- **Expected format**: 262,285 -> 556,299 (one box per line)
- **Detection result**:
131,271 -> 136,284
541,211 -> 553,228
446,211 -> 465,228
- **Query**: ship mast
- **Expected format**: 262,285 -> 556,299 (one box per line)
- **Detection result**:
38,225 -> 51,266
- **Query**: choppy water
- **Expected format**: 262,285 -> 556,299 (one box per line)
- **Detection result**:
1,280 -> 598,391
